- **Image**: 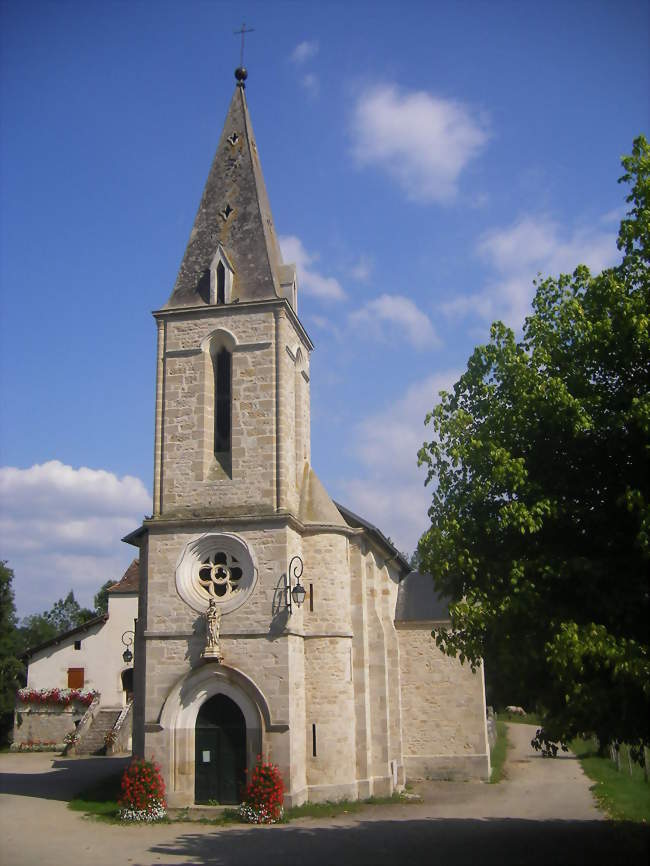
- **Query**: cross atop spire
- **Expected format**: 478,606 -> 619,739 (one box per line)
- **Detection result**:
234,22 -> 254,85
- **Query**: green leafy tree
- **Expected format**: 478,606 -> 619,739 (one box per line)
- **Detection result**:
17,614 -> 58,654
0,562 -> 24,744
418,137 -> 650,755
94,579 -> 116,616
43,590 -> 95,633
17,589 -> 97,654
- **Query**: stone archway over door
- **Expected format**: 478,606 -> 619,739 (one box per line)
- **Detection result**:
159,664 -> 278,807
195,693 -> 246,804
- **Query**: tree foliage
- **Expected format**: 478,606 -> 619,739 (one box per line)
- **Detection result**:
0,562 -> 24,743
16,590 -> 96,655
418,137 -> 650,754
94,580 -> 116,615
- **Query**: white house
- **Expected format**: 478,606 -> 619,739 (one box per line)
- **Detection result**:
13,561 -> 139,750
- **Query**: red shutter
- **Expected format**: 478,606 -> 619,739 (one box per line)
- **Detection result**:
67,667 -> 84,688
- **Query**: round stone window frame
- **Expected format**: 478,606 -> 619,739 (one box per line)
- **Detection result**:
175,532 -> 258,614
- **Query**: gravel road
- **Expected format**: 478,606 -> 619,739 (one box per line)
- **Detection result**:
1,724 -> 647,865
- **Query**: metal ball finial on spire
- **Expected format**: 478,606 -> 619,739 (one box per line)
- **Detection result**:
234,22 -> 254,87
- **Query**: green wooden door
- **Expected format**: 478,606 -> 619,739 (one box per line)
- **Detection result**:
195,694 -> 246,804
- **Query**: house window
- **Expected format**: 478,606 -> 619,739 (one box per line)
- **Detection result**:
67,668 -> 84,689
312,723 -> 317,757
213,347 -> 231,454
73,640 -> 81,650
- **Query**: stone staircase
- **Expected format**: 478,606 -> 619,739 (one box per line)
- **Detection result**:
76,708 -> 122,755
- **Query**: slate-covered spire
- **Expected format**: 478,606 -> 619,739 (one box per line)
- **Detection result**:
165,74 -> 293,309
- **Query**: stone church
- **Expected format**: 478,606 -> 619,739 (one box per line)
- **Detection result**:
125,68 -> 490,807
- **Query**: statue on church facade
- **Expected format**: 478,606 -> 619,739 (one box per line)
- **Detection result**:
202,598 -> 224,661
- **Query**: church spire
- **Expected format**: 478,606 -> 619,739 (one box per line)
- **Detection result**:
165,72 -> 291,309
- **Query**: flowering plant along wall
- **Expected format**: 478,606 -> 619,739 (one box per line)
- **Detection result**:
17,687 -> 98,707
239,757 -> 285,824
118,758 -> 167,822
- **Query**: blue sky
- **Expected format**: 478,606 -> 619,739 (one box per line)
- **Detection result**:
1,0 -> 647,617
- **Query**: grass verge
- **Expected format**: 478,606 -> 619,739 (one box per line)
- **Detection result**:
69,775 -> 413,824
570,737 -> 650,823
285,792 -> 408,820
68,772 -> 123,822
489,719 -> 509,783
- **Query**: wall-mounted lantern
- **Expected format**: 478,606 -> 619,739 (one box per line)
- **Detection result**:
286,555 -> 306,613
121,630 -> 135,664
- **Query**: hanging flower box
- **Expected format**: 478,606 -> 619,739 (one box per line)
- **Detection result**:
16,687 -> 98,708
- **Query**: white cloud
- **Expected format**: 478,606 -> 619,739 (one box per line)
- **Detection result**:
280,235 -> 346,301
350,255 -> 372,282
0,461 -> 151,616
300,73 -> 320,96
351,83 -> 489,203
339,371 -> 459,555
349,294 -> 440,349
291,40 -> 319,65
442,215 -> 619,328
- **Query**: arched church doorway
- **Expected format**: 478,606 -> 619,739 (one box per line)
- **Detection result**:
121,668 -> 133,703
195,693 -> 246,804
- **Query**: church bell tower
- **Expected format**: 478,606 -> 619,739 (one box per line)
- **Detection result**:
128,65 -> 453,811
152,68 -> 312,521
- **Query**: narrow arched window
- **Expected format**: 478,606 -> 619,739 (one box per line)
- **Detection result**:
213,347 -> 231,454
216,262 -> 225,304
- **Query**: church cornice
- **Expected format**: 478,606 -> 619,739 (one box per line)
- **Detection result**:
152,296 -> 314,351
143,630 -> 354,640
123,509 -> 363,545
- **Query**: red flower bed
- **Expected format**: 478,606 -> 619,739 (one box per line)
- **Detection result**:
17,687 -> 97,707
239,756 -> 284,823
118,757 -> 167,821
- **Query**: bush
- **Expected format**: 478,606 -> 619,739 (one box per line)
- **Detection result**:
239,756 -> 284,824
118,757 -> 166,822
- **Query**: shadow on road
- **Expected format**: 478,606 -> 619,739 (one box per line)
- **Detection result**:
0,756 -> 129,801
146,816 -> 649,866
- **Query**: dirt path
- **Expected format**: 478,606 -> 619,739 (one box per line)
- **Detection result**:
0,726 -> 646,865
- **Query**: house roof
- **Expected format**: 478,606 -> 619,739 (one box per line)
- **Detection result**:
334,502 -> 411,575
394,570 -> 451,622
107,559 -> 140,594
22,613 -> 108,659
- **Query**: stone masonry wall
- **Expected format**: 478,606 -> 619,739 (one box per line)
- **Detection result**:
302,530 -> 357,800
379,561 -> 404,786
349,543 -> 373,795
159,308 -> 275,515
304,637 -> 357,796
397,626 -> 490,780
156,304 -> 311,519
13,705 -> 82,746
142,523 -> 297,800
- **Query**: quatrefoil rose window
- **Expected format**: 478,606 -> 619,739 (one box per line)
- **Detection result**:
175,533 -> 257,614
198,551 -> 243,600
